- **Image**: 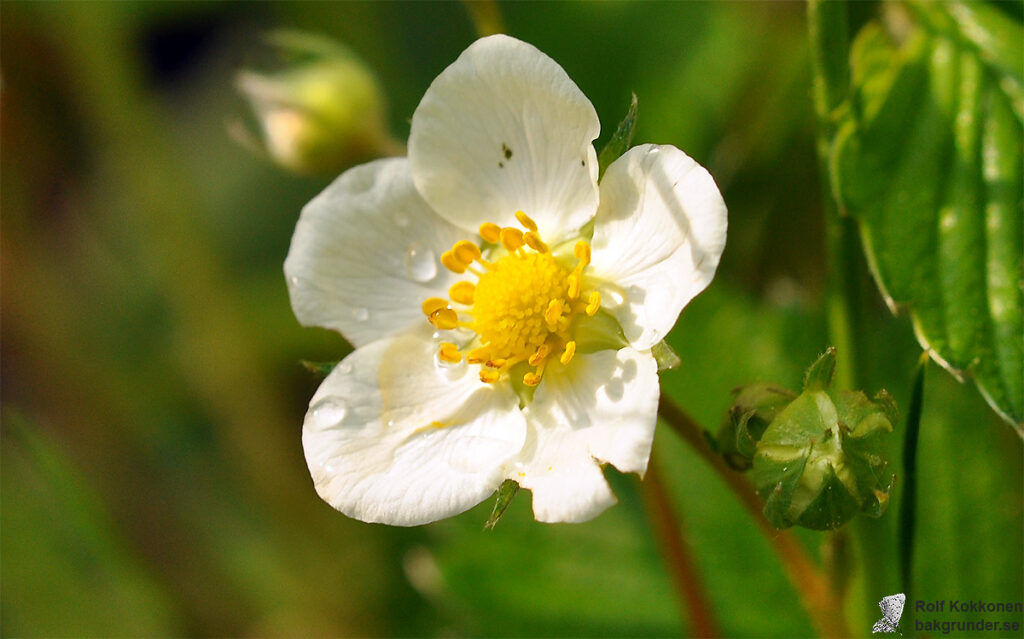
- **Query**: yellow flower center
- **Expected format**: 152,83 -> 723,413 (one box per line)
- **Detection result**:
421,211 -> 601,387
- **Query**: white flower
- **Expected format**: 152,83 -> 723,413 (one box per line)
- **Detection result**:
285,35 -> 727,526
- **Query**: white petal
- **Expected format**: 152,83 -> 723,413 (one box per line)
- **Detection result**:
515,347 -> 660,523
590,144 -> 728,350
303,329 -> 527,526
284,158 -> 466,348
408,34 -> 600,240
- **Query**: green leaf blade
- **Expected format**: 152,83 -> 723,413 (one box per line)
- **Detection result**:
832,6 -> 1024,431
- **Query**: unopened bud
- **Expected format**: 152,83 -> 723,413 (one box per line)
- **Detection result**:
752,349 -> 896,530
235,31 -> 390,174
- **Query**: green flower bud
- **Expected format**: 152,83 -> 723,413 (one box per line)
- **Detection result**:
716,383 -> 797,470
752,350 -> 896,530
236,31 -> 390,174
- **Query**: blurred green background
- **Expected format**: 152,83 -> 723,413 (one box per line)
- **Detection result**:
2,1 -> 1020,637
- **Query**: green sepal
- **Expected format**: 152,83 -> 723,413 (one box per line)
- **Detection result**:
716,384 -> 797,470
651,340 -> 681,372
484,479 -> 520,530
301,359 -> 339,378
803,346 -> 837,391
597,93 -> 638,179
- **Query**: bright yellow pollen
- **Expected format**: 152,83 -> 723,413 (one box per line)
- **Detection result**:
422,212 -> 603,387
440,250 -> 467,274
422,297 -> 448,315
453,240 -> 482,264
515,210 -> 538,232
500,227 -> 525,252
473,251 -> 571,360
448,281 -> 476,305
439,342 -> 462,363
479,222 -> 501,244
560,341 -> 577,365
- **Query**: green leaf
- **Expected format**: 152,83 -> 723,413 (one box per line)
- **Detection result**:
830,2 -> 1024,431
597,93 -> 638,178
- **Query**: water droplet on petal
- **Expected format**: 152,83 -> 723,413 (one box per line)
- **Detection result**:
404,243 -> 437,282
311,399 -> 347,427
351,307 -> 369,321
337,361 -> 353,375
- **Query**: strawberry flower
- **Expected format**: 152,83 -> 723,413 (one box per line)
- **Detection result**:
285,35 -> 727,525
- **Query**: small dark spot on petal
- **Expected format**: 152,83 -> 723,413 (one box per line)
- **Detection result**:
498,162 -> 504,168
580,160 -> 585,166
502,143 -> 513,160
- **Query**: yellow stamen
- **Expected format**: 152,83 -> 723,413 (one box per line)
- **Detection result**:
500,227 -> 525,252
560,340 -> 577,365
523,372 -> 541,386
523,231 -> 548,253
515,210 -> 538,232
567,273 -> 581,299
448,281 -> 476,305
479,222 -> 502,244
586,291 -> 601,316
439,342 -> 462,363
480,369 -> 501,384
544,299 -> 564,326
453,240 -> 482,264
440,250 -> 468,274
574,240 -> 591,266
422,297 -> 449,316
529,344 -> 550,366
467,347 -> 489,364
429,307 -> 459,330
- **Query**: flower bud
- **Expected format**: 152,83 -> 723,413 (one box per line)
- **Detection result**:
236,31 -> 390,174
752,350 -> 896,530
716,383 -> 797,470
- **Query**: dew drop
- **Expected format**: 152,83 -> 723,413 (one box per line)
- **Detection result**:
351,307 -> 369,321
311,399 -> 347,427
404,243 -> 437,282
337,361 -> 353,375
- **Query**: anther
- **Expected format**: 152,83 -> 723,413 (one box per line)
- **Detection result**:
567,273 -> 581,299
479,222 -> 501,244
439,342 -> 462,363
585,291 -> 601,316
485,358 -> 507,369
440,250 -> 468,274
422,297 -> 449,316
515,210 -> 538,232
529,344 -> 550,366
523,372 -> 541,386
448,281 -> 476,305
560,341 -> 577,365
429,308 -> 459,330
500,227 -> 525,252
453,240 -> 482,264
480,369 -> 501,384
523,231 -> 548,253
574,240 -> 591,266
544,299 -> 564,326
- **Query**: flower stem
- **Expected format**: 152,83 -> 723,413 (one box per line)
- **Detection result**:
657,397 -> 850,638
642,457 -> 721,638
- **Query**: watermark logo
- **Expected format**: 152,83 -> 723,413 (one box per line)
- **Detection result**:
873,593 -> 906,634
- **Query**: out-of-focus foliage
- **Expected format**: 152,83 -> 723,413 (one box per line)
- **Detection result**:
831,0 -> 1024,429
2,2 -> 1020,637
